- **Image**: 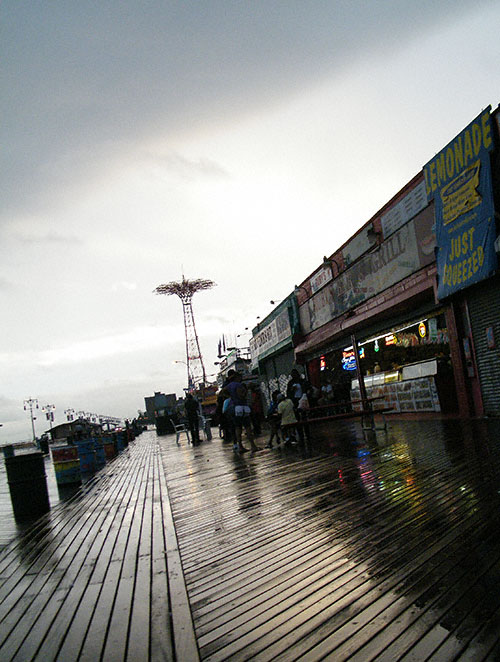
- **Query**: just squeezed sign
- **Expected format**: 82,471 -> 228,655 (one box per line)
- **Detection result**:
423,106 -> 497,299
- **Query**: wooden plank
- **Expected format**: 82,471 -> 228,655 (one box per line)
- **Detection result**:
159,435 -> 200,662
125,447 -> 155,662
77,445 -> 150,661
148,448 -> 175,662
99,445 -> 153,661
2,443 -> 148,661
0,478 -> 132,657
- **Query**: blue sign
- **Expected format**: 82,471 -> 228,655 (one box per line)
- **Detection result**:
424,107 -> 497,299
342,348 -> 363,371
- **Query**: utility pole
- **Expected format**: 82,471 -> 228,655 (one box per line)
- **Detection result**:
42,404 -> 56,431
23,397 -> 39,443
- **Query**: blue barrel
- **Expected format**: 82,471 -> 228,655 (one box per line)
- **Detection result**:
75,439 -> 96,473
93,438 -> 106,469
5,452 -> 51,519
53,459 -> 82,485
115,432 -> 125,453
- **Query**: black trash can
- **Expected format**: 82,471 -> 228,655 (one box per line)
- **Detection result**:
5,452 -> 51,520
39,436 -> 50,455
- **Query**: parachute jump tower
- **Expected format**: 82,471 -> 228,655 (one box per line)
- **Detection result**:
154,276 -> 216,389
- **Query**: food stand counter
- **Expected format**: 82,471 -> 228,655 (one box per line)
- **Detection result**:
351,358 -> 441,413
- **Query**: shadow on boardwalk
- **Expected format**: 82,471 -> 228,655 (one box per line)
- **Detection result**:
1,418 -> 500,661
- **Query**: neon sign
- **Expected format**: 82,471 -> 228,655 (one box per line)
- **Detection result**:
342,348 -> 364,371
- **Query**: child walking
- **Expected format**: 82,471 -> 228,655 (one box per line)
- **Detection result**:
266,390 -> 282,448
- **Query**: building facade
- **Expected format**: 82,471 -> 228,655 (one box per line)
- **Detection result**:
249,294 -> 302,406
292,104 -> 500,418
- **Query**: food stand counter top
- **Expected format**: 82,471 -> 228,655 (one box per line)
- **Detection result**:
351,359 -> 441,413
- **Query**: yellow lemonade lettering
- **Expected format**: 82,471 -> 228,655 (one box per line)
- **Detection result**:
436,153 -> 446,187
482,111 -> 492,149
472,251 -> 478,273
445,147 -> 455,178
454,137 -> 464,172
478,245 -> 484,266
472,122 -> 482,156
461,231 -> 468,254
464,130 -> 473,163
429,161 -> 437,193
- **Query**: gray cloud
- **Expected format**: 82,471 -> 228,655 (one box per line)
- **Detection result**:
146,151 -> 230,182
1,0 -> 492,216
14,232 -> 85,245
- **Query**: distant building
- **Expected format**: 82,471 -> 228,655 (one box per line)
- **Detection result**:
144,391 -> 177,423
47,418 -> 102,443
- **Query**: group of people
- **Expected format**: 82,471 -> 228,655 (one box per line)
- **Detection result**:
215,368 -> 316,452
266,369 -> 317,447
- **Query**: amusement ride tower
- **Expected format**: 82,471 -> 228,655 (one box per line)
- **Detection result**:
154,276 -> 215,389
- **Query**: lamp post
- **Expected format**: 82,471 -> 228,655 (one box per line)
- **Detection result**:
23,397 -> 39,443
366,225 -> 382,248
323,256 -> 340,276
173,360 -> 194,390
294,284 -> 308,297
42,404 -> 56,431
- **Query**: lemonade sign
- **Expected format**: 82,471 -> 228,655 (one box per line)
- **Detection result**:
424,107 -> 497,298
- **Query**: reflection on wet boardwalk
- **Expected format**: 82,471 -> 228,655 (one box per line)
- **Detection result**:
1,418 -> 500,660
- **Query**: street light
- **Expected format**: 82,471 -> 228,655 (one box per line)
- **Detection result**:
366,225 -> 382,246
42,404 -> 56,430
173,360 -> 195,389
23,397 -> 39,443
294,284 -> 308,297
323,256 -> 340,276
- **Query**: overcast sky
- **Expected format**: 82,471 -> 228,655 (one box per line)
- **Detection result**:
1,1 -> 499,442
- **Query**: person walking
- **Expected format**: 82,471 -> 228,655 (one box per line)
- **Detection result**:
266,390 -> 282,448
250,384 -> 264,436
286,369 -> 306,443
297,387 -> 312,443
184,393 -> 201,445
220,388 -> 235,444
225,373 -> 258,452
286,369 -> 305,407
277,393 -> 298,446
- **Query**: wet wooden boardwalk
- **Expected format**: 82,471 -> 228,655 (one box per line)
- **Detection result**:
1,418 -> 500,661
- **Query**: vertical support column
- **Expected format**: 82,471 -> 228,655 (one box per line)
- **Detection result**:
445,303 -> 473,417
351,333 -> 369,412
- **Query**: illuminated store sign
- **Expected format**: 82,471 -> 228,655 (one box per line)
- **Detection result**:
342,350 -> 356,371
342,347 -> 364,371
